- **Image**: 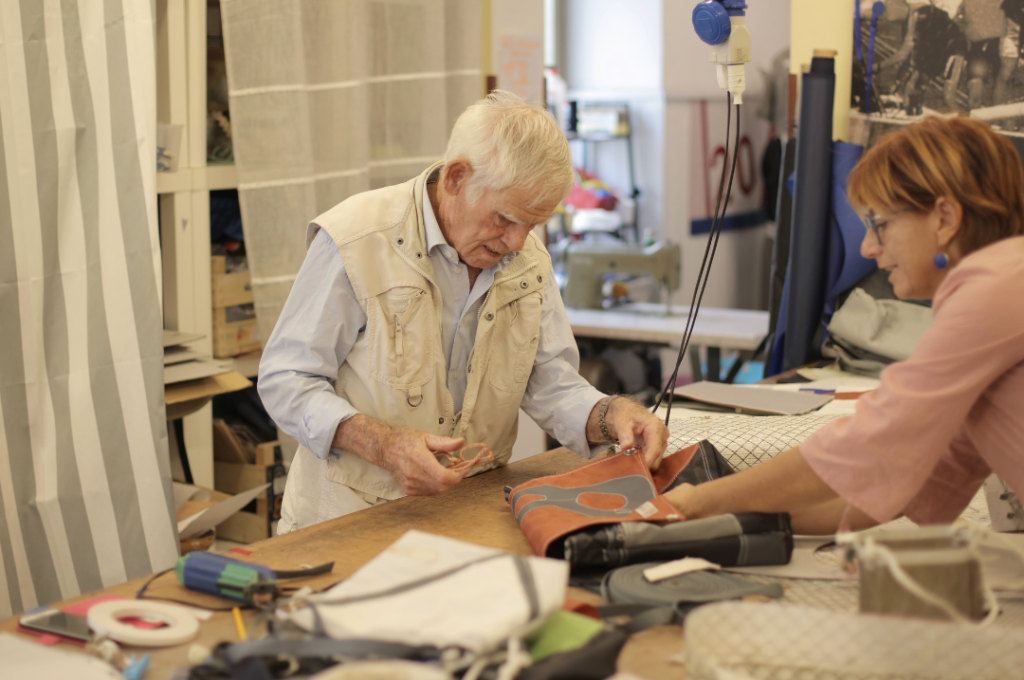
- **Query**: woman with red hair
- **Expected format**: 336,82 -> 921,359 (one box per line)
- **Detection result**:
668,117 -> 1024,534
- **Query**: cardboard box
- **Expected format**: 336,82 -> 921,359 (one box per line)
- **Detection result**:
212,257 -> 261,358
213,306 -> 261,358
173,481 -> 271,551
212,256 -> 254,308
213,441 -> 287,543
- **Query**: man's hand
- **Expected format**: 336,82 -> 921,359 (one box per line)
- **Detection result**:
333,415 -> 467,496
379,427 -> 468,496
586,396 -> 669,471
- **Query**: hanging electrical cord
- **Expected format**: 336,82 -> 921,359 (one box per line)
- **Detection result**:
652,94 -> 742,425
650,98 -> 732,416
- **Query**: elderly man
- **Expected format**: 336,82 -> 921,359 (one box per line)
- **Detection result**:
259,91 -> 669,533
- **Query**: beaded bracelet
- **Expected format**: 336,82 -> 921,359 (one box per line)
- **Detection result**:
598,396 -> 618,445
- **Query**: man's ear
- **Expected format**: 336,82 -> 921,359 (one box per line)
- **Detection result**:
934,196 -> 964,251
442,159 -> 473,196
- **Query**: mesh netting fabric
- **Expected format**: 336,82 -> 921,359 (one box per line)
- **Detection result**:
665,414 -> 847,470
662,420 -> 1024,632
685,602 -> 1024,680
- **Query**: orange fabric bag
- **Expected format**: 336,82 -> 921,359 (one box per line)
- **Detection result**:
508,444 -> 699,557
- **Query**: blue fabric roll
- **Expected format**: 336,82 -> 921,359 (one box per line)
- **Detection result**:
825,142 -> 874,321
769,141 -> 874,375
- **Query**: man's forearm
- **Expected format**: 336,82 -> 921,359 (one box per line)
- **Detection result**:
331,414 -> 394,468
674,446 -> 838,519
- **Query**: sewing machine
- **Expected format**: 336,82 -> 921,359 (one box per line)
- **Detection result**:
562,242 -> 681,310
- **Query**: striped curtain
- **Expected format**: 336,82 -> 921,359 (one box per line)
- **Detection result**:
0,0 -> 178,616
221,0 -> 482,344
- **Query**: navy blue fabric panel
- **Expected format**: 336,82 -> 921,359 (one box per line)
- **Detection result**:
690,209 -> 767,235
825,142 -> 875,320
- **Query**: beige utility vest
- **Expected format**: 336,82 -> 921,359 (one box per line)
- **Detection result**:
307,162 -> 549,500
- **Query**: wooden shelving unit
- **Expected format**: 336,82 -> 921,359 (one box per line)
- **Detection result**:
156,0 -> 236,488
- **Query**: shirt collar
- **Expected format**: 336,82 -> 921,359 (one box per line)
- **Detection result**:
422,182 -> 450,256
421,177 -> 518,271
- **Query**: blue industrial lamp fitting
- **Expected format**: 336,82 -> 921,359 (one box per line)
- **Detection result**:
692,0 -> 751,102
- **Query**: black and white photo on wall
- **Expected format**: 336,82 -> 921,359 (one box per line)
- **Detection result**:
851,0 -> 1024,138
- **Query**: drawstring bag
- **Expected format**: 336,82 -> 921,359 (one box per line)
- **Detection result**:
508,443 -> 700,559
275,531 -> 567,657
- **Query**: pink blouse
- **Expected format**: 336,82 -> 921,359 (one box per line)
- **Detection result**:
801,236 -> 1024,524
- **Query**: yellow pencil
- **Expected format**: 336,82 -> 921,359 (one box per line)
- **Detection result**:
232,607 -> 248,641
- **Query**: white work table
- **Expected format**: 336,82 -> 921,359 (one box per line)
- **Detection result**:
564,302 -> 770,381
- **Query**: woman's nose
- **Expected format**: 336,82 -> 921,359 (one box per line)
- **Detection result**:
861,229 -> 882,259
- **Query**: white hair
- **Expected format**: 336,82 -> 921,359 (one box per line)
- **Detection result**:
444,90 -> 574,207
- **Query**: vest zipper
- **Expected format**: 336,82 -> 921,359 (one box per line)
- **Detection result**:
476,286 -> 493,322
395,315 -> 404,357
464,286 -> 495,386
393,291 -> 423,376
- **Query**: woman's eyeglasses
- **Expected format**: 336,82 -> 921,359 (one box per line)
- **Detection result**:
863,208 -> 913,245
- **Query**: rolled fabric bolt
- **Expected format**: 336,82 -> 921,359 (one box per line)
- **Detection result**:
783,54 -> 836,370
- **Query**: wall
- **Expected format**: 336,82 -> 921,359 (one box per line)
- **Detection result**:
790,0 -> 853,142
491,0 -> 546,104
557,0 -> 791,384
562,0 -> 665,240
491,0 -> 551,461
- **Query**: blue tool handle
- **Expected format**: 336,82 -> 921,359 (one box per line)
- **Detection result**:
176,551 -> 275,601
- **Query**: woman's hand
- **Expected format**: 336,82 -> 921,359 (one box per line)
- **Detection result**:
664,482 -> 698,518
660,447 -> 841,527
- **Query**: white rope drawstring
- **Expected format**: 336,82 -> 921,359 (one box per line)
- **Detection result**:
496,637 -> 532,680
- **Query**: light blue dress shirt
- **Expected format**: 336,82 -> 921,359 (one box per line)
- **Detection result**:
258,186 -> 606,461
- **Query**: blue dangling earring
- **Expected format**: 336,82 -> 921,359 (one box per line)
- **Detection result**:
934,252 -> 949,270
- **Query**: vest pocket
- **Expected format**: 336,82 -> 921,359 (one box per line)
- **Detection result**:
487,293 -> 543,393
367,286 -> 434,389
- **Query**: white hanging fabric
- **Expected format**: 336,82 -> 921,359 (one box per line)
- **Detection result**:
0,0 -> 178,617
220,0 -> 483,343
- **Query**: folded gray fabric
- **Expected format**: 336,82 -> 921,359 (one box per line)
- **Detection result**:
828,287 -> 932,361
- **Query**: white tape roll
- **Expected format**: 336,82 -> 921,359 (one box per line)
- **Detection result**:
87,600 -> 200,647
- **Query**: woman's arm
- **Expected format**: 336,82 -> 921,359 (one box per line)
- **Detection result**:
790,497 -> 881,535
664,446 -> 879,535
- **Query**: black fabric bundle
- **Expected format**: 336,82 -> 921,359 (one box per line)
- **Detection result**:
562,511 -> 792,569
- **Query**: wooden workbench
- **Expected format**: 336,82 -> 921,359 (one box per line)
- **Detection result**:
0,449 -> 685,679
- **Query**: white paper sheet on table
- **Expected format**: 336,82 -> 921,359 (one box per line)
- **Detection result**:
0,633 -> 122,679
673,382 -> 834,415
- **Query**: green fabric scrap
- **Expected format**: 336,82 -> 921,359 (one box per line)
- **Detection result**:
525,610 -> 606,662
